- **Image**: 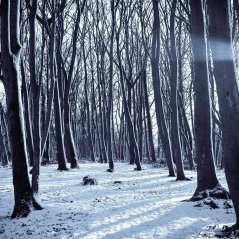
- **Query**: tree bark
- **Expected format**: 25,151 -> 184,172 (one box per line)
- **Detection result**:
169,0 -> 186,180
142,69 -> 156,162
190,0 -> 220,195
63,1 -> 86,169
83,41 -> 96,162
54,80 -> 68,171
208,0 -> 239,228
21,61 -> 34,167
1,0 -> 42,218
106,0 -> 115,172
151,0 -> 175,176
28,0 -> 42,195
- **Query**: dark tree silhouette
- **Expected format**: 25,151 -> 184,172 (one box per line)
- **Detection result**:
151,0 -> 175,176
208,0 -> 239,231
190,0 -> 222,197
1,0 -> 42,218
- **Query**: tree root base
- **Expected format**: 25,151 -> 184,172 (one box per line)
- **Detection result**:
70,158 -> 79,169
11,203 -> 31,219
11,195 -> 43,219
176,177 -> 191,181
70,164 -> 79,169
106,169 -> 114,173
57,167 -> 69,171
222,222 -> 239,236
190,186 -> 230,202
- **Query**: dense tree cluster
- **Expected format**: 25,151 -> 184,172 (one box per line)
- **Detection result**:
0,0 -> 239,232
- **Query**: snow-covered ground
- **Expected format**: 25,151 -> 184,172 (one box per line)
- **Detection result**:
0,163 -> 236,239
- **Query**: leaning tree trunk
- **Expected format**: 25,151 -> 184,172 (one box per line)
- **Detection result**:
151,0 -> 175,176
21,61 -> 34,167
189,0 -> 221,197
142,69 -> 156,162
121,85 -> 141,171
54,80 -> 68,171
1,0 -> 42,218
63,0 -> 86,169
208,0 -> 239,230
115,36 -> 141,170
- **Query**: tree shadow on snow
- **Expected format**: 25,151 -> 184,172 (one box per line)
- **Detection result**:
75,200 -> 232,239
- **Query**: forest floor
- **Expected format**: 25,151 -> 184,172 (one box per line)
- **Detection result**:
0,162 -> 237,239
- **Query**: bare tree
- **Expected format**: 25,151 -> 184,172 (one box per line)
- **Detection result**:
152,0 -> 175,176
1,0 -> 42,218
169,0 -> 187,180
208,0 -> 239,231
189,0 -> 222,198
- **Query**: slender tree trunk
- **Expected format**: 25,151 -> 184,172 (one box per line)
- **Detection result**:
0,113 -> 9,165
151,0 -> 175,176
143,108 -> 151,162
83,42 -> 95,162
0,104 -> 10,162
143,69 -> 156,162
169,0 -> 186,180
21,61 -> 34,166
29,0 -> 42,195
138,78 -> 143,163
97,69 -> 107,163
116,31 -> 141,170
54,80 -> 68,171
126,85 -> 136,165
120,83 -> 141,171
106,0 -> 115,172
40,3 -> 56,161
41,78 -> 50,165
63,1 -> 86,169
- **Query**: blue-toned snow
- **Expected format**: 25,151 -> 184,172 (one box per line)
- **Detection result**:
0,162 -> 235,239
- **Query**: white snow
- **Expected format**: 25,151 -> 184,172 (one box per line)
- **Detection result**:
0,163 -> 236,239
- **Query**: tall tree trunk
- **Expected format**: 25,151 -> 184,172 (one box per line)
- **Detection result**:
21,61 -> 34,166
83,42 -> 95,162
1,0 -> 42,218
208,0 -> 239,229
106,0 -> 115,172
151,0 -> 175,176
190,0 -> 220,196
169,0 -> 186,180
138,78 -> 143,163
40,1 -> 56,162
142,69 -> 156,162
119,80 -> 141,171
126,85 -> 136,165
63,1 -> 86,169
29,0 -> 42,195
97,65 -> 107,163
41,77 -> 50,165
54,80 -> 68,171
116,31 -> 141,171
